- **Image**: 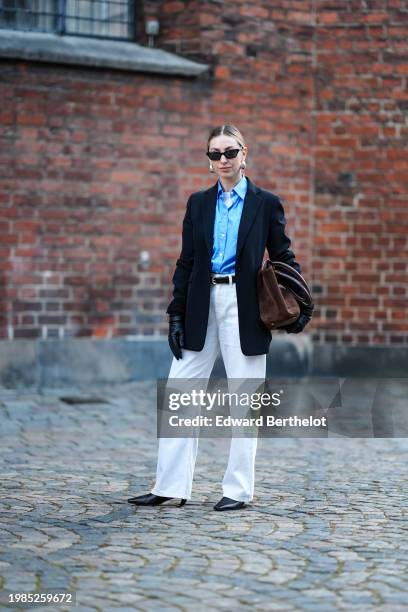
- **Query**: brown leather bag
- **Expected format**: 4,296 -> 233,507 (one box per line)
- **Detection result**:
257,260 -> 313,330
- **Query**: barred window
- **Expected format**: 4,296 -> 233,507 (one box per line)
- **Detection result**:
0,0 -> 136,40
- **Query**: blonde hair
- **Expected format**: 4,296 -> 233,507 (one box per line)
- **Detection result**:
207,124 -> 246,150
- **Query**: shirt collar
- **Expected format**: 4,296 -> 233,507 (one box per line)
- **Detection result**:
217,174 -> 247,200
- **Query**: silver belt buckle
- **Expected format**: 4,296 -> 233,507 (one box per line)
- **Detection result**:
211,274 -> 217,285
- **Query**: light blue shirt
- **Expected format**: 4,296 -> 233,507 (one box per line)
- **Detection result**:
211,174 -> 247,274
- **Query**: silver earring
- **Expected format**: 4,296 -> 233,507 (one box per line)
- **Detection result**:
209,164 -> 214,173
240,160 -> 246,170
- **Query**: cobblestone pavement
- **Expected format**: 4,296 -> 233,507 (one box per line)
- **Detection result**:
0,381 -> 407,611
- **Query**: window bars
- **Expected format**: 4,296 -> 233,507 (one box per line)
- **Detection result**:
0,0 -> 136,41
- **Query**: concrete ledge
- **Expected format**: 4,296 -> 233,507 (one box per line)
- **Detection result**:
311,344 -> 408,378
0,29 -> 209,76
0,338 -> 172,388
1,336 -> 406,388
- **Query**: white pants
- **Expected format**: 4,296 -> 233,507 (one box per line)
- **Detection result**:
151,282 -> 267,502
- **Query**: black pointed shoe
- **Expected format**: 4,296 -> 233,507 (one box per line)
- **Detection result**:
127,493 -> 186,507
213,496 -> 247,511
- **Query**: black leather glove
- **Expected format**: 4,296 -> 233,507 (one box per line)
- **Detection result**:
168,314 -> 185,360
285,303 -> 314,334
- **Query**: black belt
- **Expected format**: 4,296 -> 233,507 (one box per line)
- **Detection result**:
211,275 -> 236,285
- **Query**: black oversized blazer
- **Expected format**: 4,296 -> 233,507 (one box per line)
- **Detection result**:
166,176 -> 301,356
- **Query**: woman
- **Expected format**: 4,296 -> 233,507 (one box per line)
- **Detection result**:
128,124 -> 313,511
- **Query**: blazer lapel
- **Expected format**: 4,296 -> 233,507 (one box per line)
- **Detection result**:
236,177 -> 262,261
202,182 -> 218,255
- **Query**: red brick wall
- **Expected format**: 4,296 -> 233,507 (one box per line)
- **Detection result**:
312,1 -> 408,345
0,0 -> 407,344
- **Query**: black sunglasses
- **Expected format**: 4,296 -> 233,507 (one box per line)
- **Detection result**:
206,148 -> 242,161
